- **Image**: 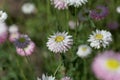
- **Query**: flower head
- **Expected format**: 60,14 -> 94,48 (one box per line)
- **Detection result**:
21,3 -> 36,14
61,76 -> 72,80
116,6 -> 120,13
68,20 -> 79,30
66,0 -> 88,7
51,0 -> 68,10
92,51 -> 120,80
107,21 -> 119,30
9,24 -> 19,33
14,34 -> 35,56
90,6 -> 109,20
9,32 -> 20,42
0,11 -> 7,23
14,34 -> 31,48
0,23 -> 8,44
88,30 -> 112,49
78,9 -> 89,22
76,45 -> 92,58
47,32 -> 73,53
16,41 -> 35,56
37,74 -> 55,80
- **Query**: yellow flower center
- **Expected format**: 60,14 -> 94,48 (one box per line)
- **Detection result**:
82,47 -> 87,51
95,34 -> 103,40
18,37 -> 26,43
55,36 -> 64,42
106,59 -> 120,70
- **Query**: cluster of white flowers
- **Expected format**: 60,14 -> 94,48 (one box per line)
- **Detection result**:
50,0 -> 88,9
46,30 -> 113,54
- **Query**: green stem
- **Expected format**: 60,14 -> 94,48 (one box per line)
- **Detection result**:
83,59 -> 87,80
16,59 -> 27,80
66,10 -> 69,32
23,49 -> 36,80
60,53 -> 68,74
53,62 -> 62,76
47,0 -> 50,23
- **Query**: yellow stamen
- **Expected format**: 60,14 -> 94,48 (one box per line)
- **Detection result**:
106,59 -> 120,70
95,34 -> 103,40
82,47 -> 87,51
55,36 -> 64,42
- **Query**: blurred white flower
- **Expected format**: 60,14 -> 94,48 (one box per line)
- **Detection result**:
61,76 -> 72,80
37,74 -> 55,80
66,0 -> 88,7
68,20 -> 79,30
21,3 -> 36,14
116,6 -> 120,13
77,45 -> 92,57
88,30 -> 112,49
0,11 -> 7,23
51,0 -> 68,10
0,23 -> 8,35
47,32 -> 73,53
9,24 -> 19,33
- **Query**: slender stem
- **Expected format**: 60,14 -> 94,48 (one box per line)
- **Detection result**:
53,62 -> 62,76
60,53 -> 69,74
83,59 -> 87,80
16,59 -> 27,80
5,41 -> 28,80
47,0 -> 50,23
74,8 -> 78,43
66,10 -> 69,32
23,49 -> 36,80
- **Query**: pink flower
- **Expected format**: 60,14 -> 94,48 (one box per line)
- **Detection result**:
90,6 -> 109,20
14,34 -> 35,56
92,51 -> 120,80
16,42 -> 35,56
0,33 -> 7,44
0,23 -> 8,44
51,0 -> 68,10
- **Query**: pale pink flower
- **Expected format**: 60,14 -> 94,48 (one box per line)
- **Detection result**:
0,23 -> 8,44
51,0 -> 68,10
16,42 -> 35,56
92,51 -> 120,80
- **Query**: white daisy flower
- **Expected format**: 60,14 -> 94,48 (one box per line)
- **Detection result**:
37,74 -> 55,80
116,6 -> 120,13
0,11 -> 7,23
46,32 -> 73,53
76,45 -> 92,58
88,30 -> 112,49
66,0 -> 88,7
21,3 -> 36,14
9,24 -> 19,33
